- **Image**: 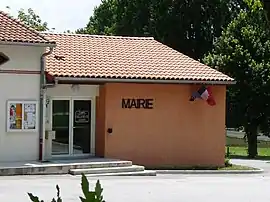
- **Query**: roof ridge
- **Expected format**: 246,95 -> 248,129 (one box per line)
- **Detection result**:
0,10 -> 53,43
41,32 -> 155,40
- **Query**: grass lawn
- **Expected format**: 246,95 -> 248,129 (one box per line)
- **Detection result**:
226,136 -> 270,158
218,164 -> 258,170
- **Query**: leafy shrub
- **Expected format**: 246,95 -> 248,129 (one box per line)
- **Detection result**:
27,173 -> 105,202
225,158 -> 232,167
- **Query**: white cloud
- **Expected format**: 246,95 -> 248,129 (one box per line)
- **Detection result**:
0,0 -> 101,31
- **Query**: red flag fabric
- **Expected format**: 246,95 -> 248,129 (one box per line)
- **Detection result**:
206,86 -> 216,106
189,85 -> 216,106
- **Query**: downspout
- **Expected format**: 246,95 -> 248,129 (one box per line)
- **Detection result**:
39,47 -> 54,161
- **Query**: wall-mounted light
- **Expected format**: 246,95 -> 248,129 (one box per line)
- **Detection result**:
46,98 -> 50,107
71,84 -> 80,92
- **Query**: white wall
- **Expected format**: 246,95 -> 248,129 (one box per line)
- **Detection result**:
0,45 -> 44,71
47,84 -> 99,97
0,45 -> 45,162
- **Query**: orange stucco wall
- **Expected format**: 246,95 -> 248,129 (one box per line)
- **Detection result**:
95,83 -> 226,167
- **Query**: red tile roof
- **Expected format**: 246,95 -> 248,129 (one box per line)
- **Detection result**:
0,11 -> 55,45
43,33 -> 234,84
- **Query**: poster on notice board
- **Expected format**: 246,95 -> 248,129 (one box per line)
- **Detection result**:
9,103 -> 22,130
23,103 -> 36,130
7,101 -> 37,132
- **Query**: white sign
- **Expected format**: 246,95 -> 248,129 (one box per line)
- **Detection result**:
75,110 -> 89,123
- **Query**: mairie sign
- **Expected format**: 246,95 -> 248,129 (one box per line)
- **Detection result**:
121,98 -> 154,109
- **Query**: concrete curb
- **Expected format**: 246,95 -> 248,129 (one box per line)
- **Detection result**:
153,168 -> 264,174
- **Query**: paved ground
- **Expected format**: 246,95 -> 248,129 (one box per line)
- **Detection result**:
226,130 -> 270,141
232,159 -> 270,173
0,159 -> 270,202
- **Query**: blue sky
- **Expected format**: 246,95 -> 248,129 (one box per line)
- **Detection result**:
0,0 -> 101,32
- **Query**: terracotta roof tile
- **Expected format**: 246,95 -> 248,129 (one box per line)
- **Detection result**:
0,11 -> 55,45
43,33 -> 234,83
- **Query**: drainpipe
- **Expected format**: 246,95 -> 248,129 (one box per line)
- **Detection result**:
39,47 -> 54,161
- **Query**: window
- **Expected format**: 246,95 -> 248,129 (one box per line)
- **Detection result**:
0,52 -> 9,66
7,100 -> 38,132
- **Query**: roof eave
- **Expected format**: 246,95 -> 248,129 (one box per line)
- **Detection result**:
55,77 -> 236,85
0,40 -> 56,47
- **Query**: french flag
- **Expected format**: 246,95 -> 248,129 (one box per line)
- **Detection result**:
189,85 -> 216,106
45,71 -> 55,83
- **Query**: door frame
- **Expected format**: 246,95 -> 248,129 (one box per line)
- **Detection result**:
49,96 -> 96,157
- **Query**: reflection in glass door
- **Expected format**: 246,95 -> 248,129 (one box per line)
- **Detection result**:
72,100 -> 91,154
52,100 -> 70,155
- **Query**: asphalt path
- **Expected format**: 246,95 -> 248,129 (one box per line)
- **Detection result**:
0,159 -> 270,202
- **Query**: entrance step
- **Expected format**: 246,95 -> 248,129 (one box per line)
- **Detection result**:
0,160 -> 133,176
85,170 -> 157,177
66,160 -> 133,169
69,165 -> 145,175
0,158 -> 157,176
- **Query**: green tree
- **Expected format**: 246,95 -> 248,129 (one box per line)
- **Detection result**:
77,0 -> 246,59
203,0 -> 270,158
5,6 -> 53,31
17,8 -> 50,31
261,0 -> 270,26
63,30 -> 74,34
76,0 -> 117,35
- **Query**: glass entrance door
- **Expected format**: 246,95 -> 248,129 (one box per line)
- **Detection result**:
51,99 -> 91,156
52,100 -> 70,155
72,100 -> 91,154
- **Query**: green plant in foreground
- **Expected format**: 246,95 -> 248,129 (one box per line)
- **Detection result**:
225,158 -> 232,167
28,184 -> 62,202
27,173 -> 105,202
80,173 -> 105,202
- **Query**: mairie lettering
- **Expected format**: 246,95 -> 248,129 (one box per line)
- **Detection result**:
122,98 -> 154,109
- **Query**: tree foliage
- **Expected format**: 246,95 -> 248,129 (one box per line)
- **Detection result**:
17,8 -> 49,31
261,0 -> 270,27
203,0 -> 270,157
77,0 -> 246,60
76,0 -> 117,35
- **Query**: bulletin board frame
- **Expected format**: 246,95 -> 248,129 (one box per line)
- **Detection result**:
7,100 -> 38,132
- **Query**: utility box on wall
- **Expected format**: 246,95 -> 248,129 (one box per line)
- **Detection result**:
44,130 -> 56,160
